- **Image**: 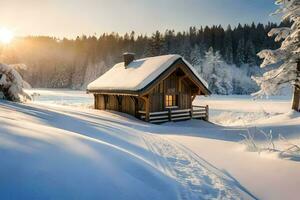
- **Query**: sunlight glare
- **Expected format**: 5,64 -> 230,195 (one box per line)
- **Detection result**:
0,28 -> 14,44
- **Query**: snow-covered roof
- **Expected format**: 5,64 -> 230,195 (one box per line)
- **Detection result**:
87,54 -> 209,92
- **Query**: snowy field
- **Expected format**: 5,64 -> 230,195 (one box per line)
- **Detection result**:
27,89 -> 292,125
26,88 -> 94,107
196,95 -> 292,125
0,89 -> 299,200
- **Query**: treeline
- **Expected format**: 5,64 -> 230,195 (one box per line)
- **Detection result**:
0,22 -> 285,90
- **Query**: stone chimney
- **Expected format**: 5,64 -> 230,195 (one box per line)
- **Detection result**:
123,52 -> 135,67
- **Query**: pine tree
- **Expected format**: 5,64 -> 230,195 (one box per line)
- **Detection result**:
253,0 -> 300,111
201,48 -> 233,94
224,25 -> 234,64
148,31 -> 165,56
245,39 -> 256,66
235,38 -> 245,67
190,44 -> 205,66
203,26 -> 212,49
179,37 -> 192,60
214,25 -> 225,53
190,44 -> 206,76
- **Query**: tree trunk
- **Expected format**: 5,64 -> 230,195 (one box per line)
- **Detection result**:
292,62 -> 300,112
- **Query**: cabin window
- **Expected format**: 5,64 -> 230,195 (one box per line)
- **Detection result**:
165,94 -> 177,108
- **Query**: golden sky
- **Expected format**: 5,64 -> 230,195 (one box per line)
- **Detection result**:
0,0 -> 277,38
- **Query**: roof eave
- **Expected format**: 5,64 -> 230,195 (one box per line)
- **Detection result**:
87,89 -> 139,96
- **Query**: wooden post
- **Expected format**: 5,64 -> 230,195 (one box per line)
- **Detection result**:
292,86 -> 300,111
94,94 -> 97,109
168,108 -> 171,121
205,105 -> 209,121
190,106 -> 193,119
103,95 -> 107,110
131,97 -> 139,118
141,96 -> 150,122
146,98 -> 150,122
291,62 -> 300,112
118,96 -> 123,112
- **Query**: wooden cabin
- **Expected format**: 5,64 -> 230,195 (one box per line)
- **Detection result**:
87,53 -> 211,123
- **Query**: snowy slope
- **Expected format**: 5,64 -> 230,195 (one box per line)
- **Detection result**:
1,89 -> 299,200
0,99 -> 252,200
0,101 -> 179,199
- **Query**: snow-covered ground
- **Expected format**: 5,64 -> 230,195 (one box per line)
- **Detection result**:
195,95 -> 292,126
25,88 -> 93,107
1,89 -> 299,200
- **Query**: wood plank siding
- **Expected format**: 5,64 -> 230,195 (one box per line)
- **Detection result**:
94,94 -> 137,116
148,71 -> 192,112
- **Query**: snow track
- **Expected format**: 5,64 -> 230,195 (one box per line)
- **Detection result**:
142,134 -> 252,200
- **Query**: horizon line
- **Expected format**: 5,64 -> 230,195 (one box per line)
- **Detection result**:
12,21 -> 280,40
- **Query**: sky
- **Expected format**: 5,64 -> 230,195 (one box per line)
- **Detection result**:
0,0 -> 278,39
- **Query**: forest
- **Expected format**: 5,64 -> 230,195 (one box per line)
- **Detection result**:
0,22 -> 286,94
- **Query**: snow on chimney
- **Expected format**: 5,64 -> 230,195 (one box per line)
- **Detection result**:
123,52 -> 135,67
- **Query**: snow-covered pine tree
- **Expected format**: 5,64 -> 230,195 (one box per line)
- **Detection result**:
190,44 -> 204,67
253,0 -> 300,111
201,47 -> 233,94
0,63 -> 30,102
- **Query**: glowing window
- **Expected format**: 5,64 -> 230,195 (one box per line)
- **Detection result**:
165,95 -> 177,107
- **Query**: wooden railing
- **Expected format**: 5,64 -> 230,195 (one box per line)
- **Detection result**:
138,110 -> 147,120
138,105 -> 209,124
149,110 -> 169,123
192,105 -> 209,121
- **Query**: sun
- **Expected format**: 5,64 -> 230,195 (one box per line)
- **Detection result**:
0,28 -> 14,44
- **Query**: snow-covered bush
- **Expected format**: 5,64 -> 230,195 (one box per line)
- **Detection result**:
0,63 -> 31,102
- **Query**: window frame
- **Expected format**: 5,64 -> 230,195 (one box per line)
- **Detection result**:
165,94 -> 178,108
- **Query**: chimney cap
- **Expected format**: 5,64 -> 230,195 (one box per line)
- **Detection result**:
123,52 -> 135,56
123,52 -> 135,67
